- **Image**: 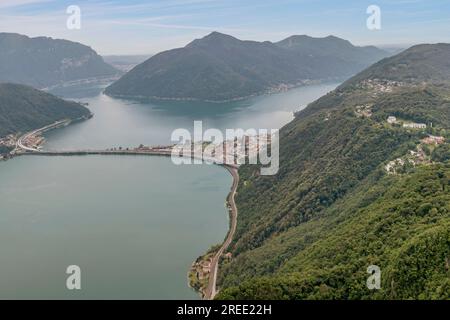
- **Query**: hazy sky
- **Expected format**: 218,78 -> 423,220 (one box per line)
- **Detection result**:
0,0 -> 449,55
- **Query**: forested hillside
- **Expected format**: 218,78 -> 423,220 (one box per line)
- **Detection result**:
0,33 -> 119,88
216,44 -> 450,299
0,83 -> 91,137
105,32 -> 387,102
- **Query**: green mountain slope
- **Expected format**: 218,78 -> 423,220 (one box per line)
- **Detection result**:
0,33 -> 119,89
277,35 -> 386,68
343,43 -> 450,85
105,32 -> 388,102
216,44 -> 450,300
0,83 -> 91,138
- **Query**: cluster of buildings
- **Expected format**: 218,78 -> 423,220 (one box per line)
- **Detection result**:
385,146 -> 427,175
385,133 -> 446,175
421,135 -> 445,145
355,105 -> 373,118
409,147 -> 426,163
189,255 -> 213,297
0,135 -> 17,159
171,134 -> 272,165
222,135 -> 265,164
22,135 -> 45,150
360,79 -> 407,94
385,157 -> 410,174
0,134 -> 17,149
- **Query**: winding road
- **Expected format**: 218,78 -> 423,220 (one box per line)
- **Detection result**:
205,165 -> 239,300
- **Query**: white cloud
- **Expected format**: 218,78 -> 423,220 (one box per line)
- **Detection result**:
0,0 -> 53,9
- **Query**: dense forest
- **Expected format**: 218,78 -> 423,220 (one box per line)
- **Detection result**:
216,44 -> 450,299
0,83 -> 91,138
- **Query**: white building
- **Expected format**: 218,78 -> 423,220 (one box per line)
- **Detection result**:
387,116 -> 397,124
403,122 -> 426,129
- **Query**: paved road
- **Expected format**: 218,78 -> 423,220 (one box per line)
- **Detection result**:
16,120 -> 70,152
204,165 -> 239,300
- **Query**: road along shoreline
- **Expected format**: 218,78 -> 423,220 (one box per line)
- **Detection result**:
203,165 -> 239,300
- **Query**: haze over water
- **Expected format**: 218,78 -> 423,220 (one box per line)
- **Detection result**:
44,83 -> 337,150
0,82 -> 337,299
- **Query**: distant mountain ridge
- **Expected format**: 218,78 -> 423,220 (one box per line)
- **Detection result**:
0,33 -> 120,89
277,35 -> 385,67
105,32 -> 388,102
103,55 -> 153,72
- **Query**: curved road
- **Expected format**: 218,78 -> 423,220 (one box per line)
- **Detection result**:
205,165 -> 239,300
16,120 -> 70,152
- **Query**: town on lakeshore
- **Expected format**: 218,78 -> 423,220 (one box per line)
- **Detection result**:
1,119 -> 276,170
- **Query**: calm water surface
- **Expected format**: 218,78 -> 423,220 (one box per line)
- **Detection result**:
0,82 -> 338,299
44,83 -> 337,150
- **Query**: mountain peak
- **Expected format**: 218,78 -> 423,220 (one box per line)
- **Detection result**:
187,31 -> 240,47
205,31 -> 232,39
324,35 -> 342,40
278,35 -> 311,45
277,34 -> 351,47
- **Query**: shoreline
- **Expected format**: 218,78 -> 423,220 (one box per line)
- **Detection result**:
200,165 -> 239,299
104,79 -> 340,104
187,165 -> 239,300
13,113 -> 93,153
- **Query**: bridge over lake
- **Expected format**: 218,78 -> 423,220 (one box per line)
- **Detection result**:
18,149 -> 240,170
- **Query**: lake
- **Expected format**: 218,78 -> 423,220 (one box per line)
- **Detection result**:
0,82 -> 338,299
